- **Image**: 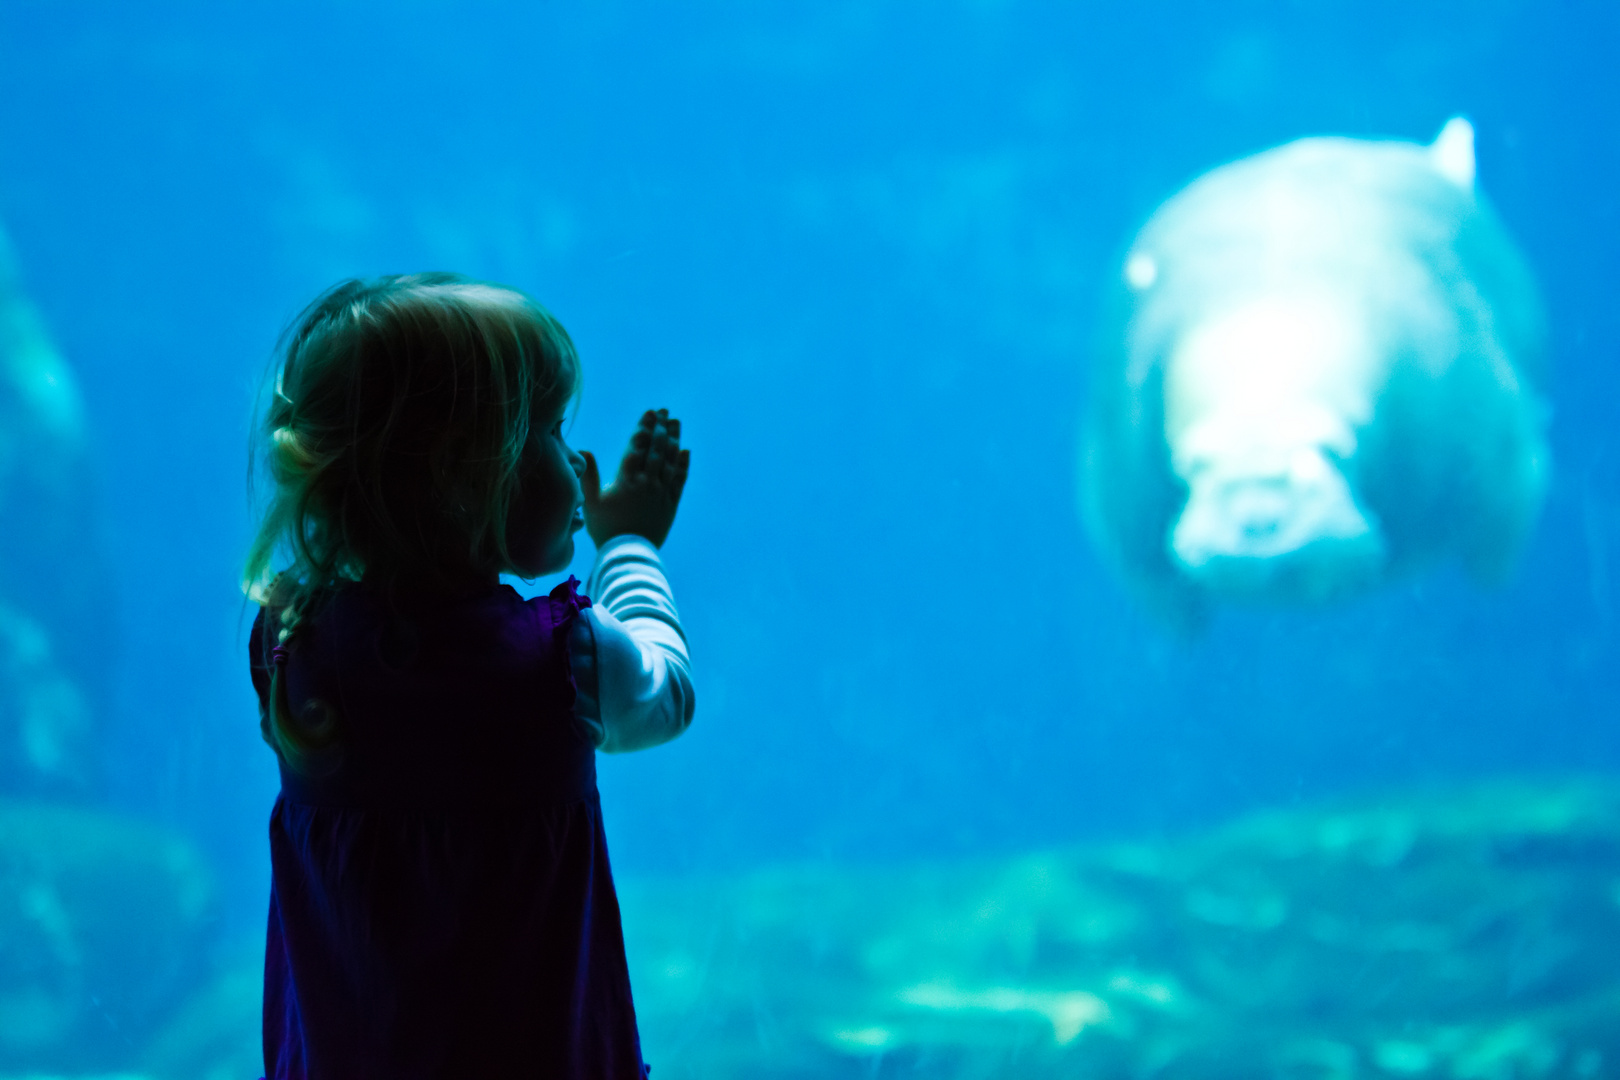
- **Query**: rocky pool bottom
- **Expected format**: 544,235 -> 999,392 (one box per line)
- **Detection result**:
2,779 -> 1618,1079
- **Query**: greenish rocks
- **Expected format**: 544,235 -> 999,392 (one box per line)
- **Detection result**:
622,781 -> 1620,1079
10,780 -> 1620,1078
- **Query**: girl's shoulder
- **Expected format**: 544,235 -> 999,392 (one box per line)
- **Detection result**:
327,577 -> 590,658
248,577 -> 589,684
535,574 -> 592,623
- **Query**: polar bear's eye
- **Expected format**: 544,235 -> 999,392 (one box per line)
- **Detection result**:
1290,450 -> 1329,483
1125,253 -> 1158,291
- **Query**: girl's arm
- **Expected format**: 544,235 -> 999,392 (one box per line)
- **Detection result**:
570,536 -> 693,752
570,408 -> 694,752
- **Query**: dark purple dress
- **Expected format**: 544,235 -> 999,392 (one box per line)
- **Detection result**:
249,578 -> 648,1080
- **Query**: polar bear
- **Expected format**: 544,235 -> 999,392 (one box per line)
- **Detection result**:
1083,119 -> 1548,622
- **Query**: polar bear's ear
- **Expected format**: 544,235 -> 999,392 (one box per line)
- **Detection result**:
1430,117 -> 1476,190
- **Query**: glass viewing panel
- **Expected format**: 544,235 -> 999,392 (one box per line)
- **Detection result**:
0,2 -> 1615,1076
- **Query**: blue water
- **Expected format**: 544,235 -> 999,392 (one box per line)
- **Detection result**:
1,2 -> 1618,1068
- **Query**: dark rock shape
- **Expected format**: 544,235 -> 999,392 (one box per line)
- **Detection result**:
0,606 -> 95,798
0,802 -> 215,1072
0,224 -> 108,799
620,781 -> 1620,1078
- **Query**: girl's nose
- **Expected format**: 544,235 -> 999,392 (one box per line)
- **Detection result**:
569,448 -> 586,477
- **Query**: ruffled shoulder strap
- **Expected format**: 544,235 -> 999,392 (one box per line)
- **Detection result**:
547,575 -> 592,627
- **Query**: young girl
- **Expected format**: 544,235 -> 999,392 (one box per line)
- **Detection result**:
244,273 -> 694,1079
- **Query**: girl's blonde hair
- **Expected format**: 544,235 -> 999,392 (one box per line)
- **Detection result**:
245,272 -> 580,769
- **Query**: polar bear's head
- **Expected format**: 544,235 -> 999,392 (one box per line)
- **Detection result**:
1162,294 -> 1387,602
1090,117 -> 1546,614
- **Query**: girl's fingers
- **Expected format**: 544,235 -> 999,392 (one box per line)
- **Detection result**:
623,429 -> 650,472
653,416 -> 685,491
617,410 -> 683,488
645,415 -> 677,470
672,448 -> 690,499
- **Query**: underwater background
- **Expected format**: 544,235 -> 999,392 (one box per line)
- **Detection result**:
0,1 -> 1617,1076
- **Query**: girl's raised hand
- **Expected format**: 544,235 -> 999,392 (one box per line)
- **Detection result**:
581,409 -> 690,549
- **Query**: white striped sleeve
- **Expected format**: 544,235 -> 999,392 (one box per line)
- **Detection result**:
569,535 -> 695,753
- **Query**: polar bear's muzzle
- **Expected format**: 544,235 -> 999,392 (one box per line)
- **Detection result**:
1169,450 -> 1387,603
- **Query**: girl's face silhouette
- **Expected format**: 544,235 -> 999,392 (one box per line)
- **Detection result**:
505,408 -> 587,578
